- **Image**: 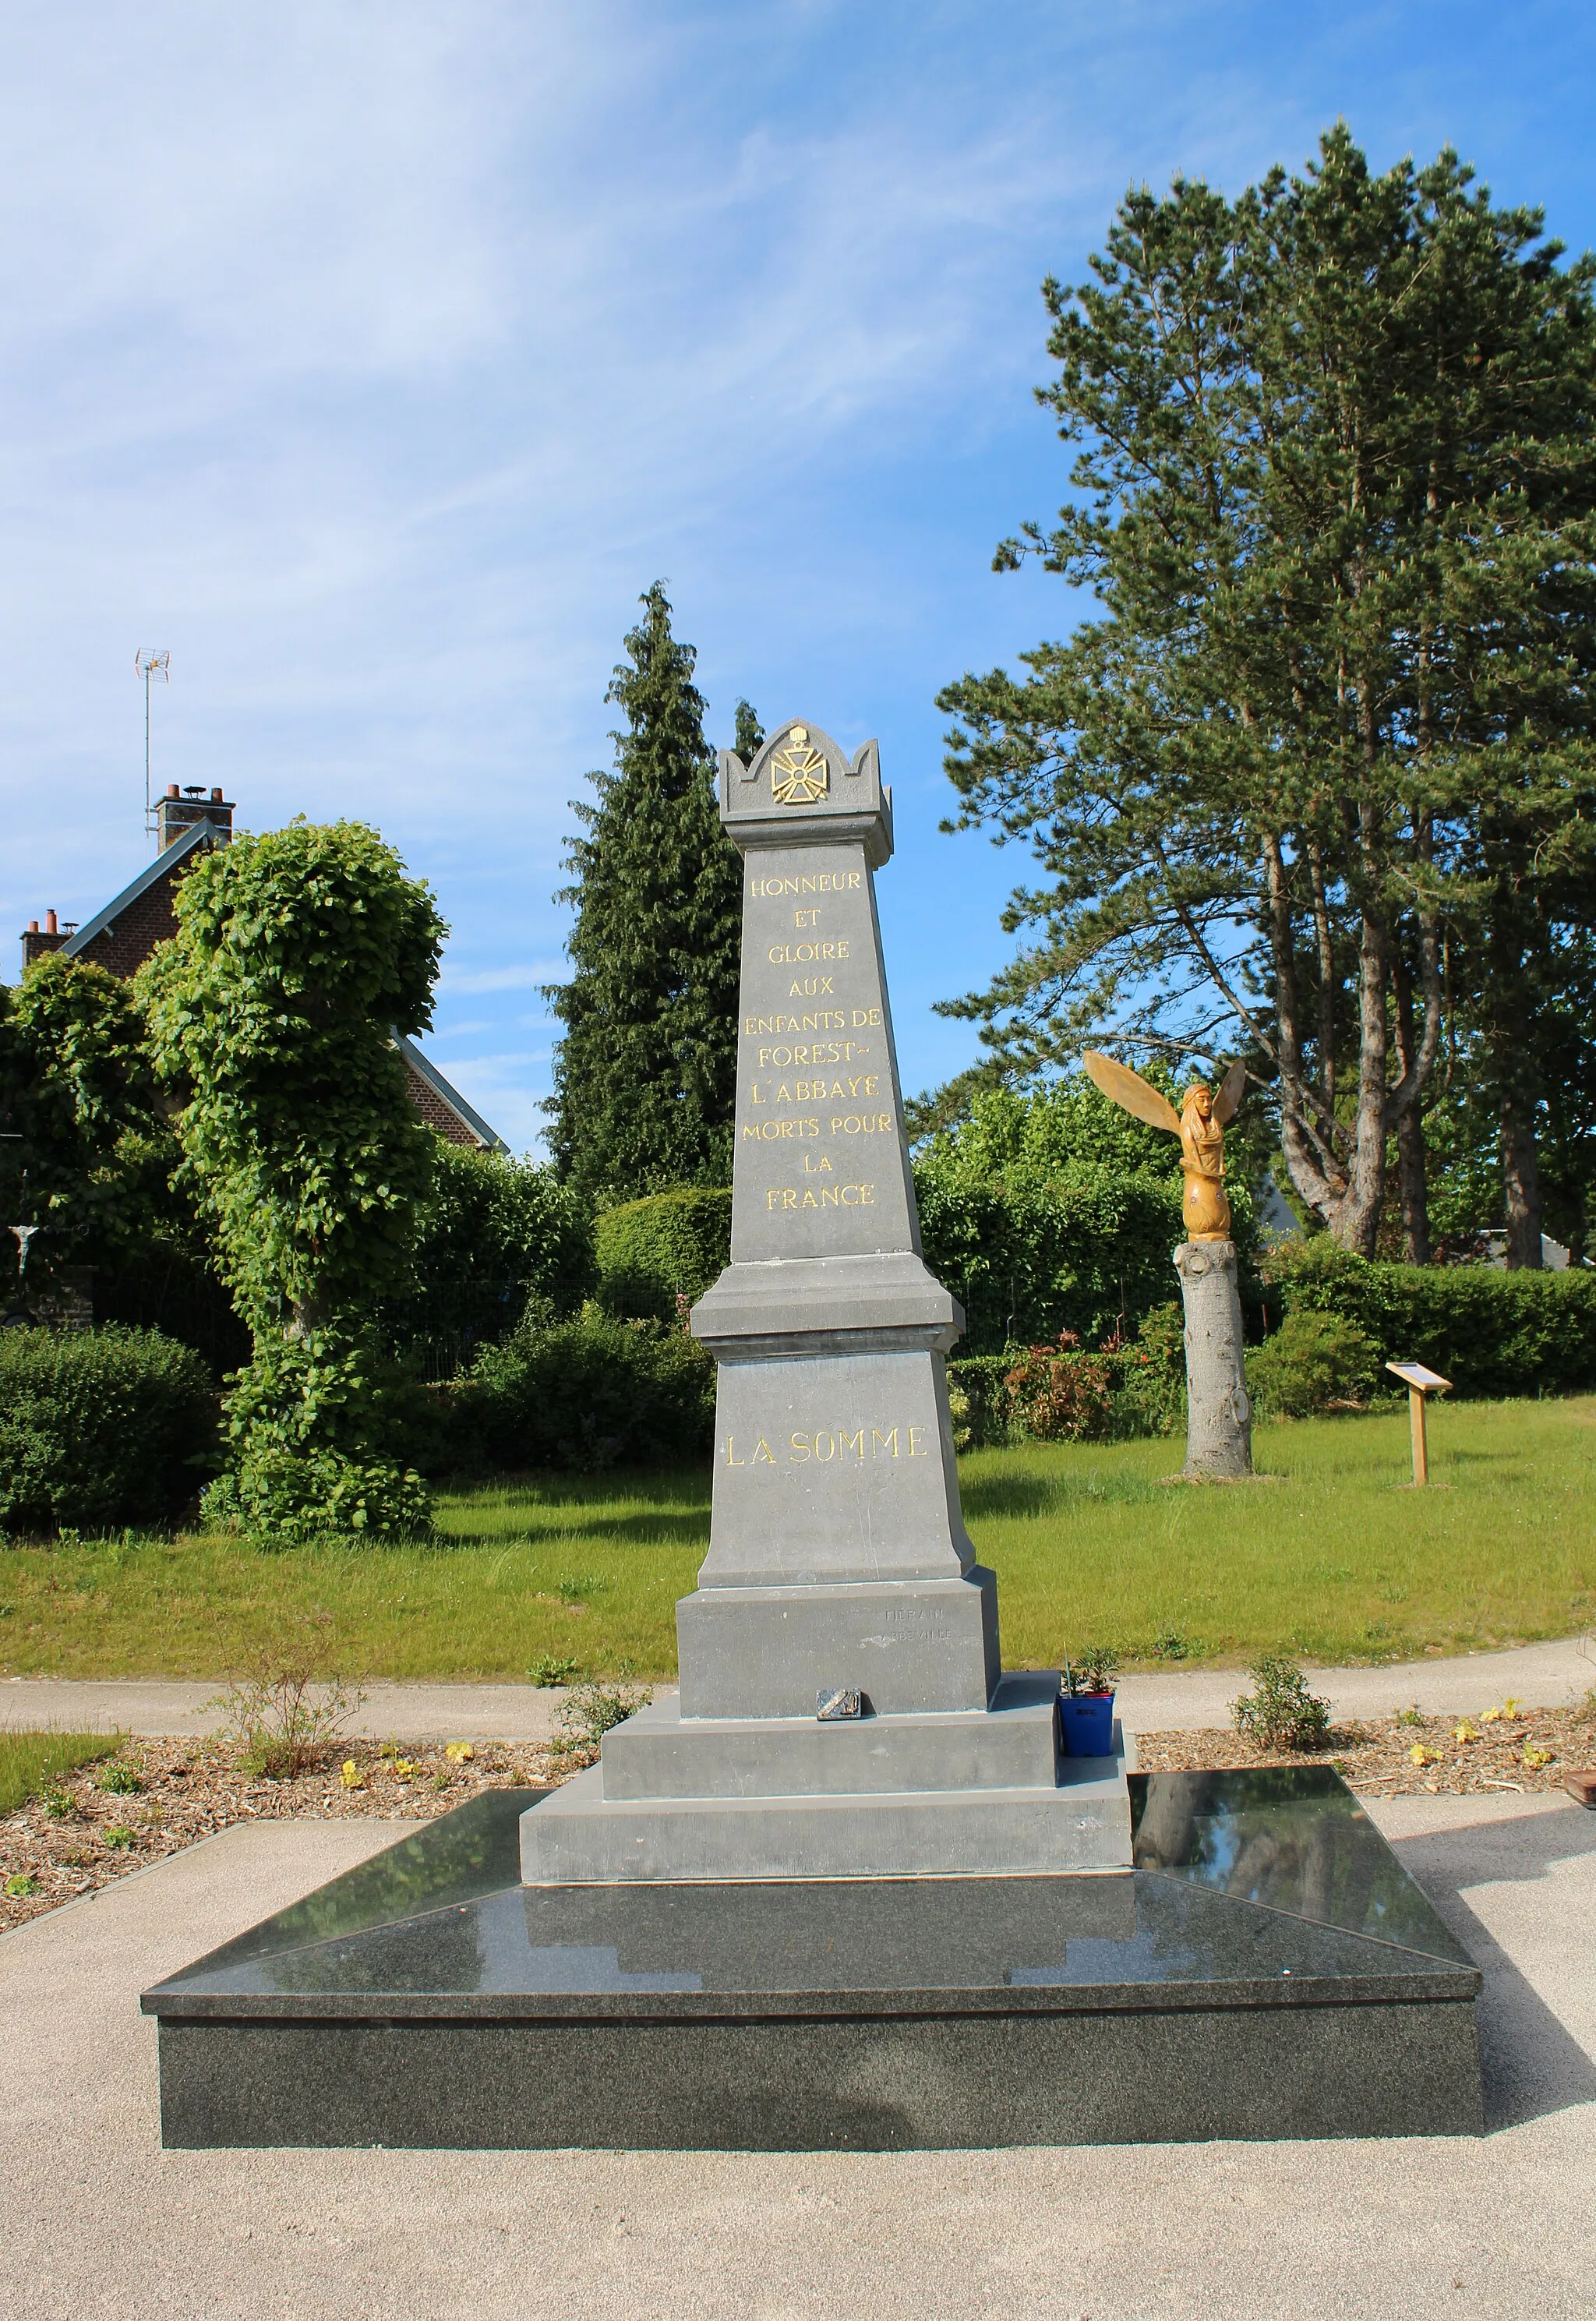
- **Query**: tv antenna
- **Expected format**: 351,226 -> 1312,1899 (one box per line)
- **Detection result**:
135,648 -> 170,838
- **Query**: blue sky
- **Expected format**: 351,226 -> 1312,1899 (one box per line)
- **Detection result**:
4,1 -> 1594,1150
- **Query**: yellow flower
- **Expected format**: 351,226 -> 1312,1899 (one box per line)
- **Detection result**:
1502,1697 -> 1520,1716
1523,1747 -> 1555,1770
1408,1744 -> 1439,1766
339,1760 -> 365,1789
392,1758 -> 415,1779
1479,1707 -> 1502,1724
1453,1722 -> 1478,1744
445,1742 -> 474,1764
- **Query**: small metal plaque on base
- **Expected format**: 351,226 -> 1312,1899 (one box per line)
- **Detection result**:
817,1687 -> 863,1722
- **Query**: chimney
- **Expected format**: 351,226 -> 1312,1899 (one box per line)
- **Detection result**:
20,909 -> 69,970
156,782 -> 235,855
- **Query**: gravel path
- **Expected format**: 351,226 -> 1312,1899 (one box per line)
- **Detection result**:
5,1632 -> 1593,1740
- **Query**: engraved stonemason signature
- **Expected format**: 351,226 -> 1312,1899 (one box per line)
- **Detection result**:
770,724 -> 829,805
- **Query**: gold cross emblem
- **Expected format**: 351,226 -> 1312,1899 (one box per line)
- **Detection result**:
770,725 -> 828,805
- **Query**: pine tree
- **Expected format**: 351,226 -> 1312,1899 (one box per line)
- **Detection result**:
546,587 -> 747,1199
937,130 -> 1596,1258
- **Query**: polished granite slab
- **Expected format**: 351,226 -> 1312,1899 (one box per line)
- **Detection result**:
143,1770 -> 1484,2147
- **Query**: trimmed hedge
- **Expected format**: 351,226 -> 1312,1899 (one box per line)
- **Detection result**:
945,1355 -> 1017,1450
948,1302 -> 1188,1449
453,1308 -> 717,1471
595,1188 -> 732,1323
0,1324 -> 218,1532
1269,1240 -> 1596,1400
915,1171 -> 1195,1354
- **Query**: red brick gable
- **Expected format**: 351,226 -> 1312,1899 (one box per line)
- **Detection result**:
70,870 -> 188,980
405,1058 -> 483,1146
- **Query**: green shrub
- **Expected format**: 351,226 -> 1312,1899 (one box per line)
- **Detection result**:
457,1307 -> 717,1471
1114,1301 -> 1187,1436
1002,1334 -> 1117,1443
1269,1238 -> 1596,1399
206,1611 -> 363,1775
200,1447 -> 433,1543
945,1355 -> 1017,1449
948,1300 -> 1188,1450
0,1325 -> 218,1533
555,1679 -> 653,1764
1232,1655 -> 1333,1750
595,1187 -> 732,1323
1248,1309 -> 1379,1419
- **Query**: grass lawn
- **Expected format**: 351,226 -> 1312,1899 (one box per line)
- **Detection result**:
1,1396 -> 1591,1681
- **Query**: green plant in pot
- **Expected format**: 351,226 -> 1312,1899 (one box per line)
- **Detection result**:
1059,1646 -> 1120,1757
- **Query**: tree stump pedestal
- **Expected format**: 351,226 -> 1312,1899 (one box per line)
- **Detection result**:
1174,1238 -> 1252,1479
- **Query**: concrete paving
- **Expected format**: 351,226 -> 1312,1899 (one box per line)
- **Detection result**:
1116,1630 -> 1596,1730
2,1790 -> 1594,2320
5,1630 -> 1593,1743
0,1673 -> 573,1743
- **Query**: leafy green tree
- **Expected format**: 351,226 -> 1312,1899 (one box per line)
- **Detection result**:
0,956 -> 164,1298
546,587 -> 746,1200
141,821 -> 446,1536
911,1075 -> 1255,1352
383,1143 -> 595,1373
937,129 -> 1596,1259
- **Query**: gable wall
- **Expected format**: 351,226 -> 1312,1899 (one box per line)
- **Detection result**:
404,1058 -> 486,1147
71,871 -> 188,980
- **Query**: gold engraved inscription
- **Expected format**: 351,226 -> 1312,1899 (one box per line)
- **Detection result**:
742,1118 -> 821,1141
742,1009 -> 881,1033
750,1075 -> 879,1103
750,871 -> 861,896
723,1425 -> 927,1466
764,1184 -> 874,1209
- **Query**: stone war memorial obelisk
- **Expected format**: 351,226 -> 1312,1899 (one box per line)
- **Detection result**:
519,719 -> 1132,1881
145,719 -> 1485,2153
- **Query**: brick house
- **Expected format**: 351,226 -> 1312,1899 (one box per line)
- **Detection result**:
19,785 -> 507,1152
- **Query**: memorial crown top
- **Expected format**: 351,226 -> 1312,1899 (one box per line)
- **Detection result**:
717,719 -> 893,866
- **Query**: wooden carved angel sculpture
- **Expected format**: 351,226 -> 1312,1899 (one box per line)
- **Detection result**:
1082,1052 -> 1248,1243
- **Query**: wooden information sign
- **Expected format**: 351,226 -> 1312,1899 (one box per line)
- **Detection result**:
1385,1361 -> 1453,1488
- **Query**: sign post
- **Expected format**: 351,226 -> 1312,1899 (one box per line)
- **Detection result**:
1385,1361 -> 1452,1487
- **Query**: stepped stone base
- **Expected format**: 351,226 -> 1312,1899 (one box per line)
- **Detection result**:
518,1694 -> 1132,1884
602,1673 -> 1061,1800
676,1570 -> 1001,1719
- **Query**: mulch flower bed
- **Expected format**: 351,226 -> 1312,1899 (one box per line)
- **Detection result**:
0,1733 -> 581,1936
1135,1704 -> 1595,1798
6,1701 -> 1593,1937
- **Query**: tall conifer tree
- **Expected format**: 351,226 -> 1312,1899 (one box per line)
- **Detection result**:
546,586 -> 747,1199
937,131 -> 1596,1259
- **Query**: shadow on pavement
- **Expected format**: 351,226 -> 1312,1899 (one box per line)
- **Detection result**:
1393,1803 -> 1596,2132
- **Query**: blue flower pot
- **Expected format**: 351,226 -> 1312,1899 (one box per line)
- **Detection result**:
1058,1691 -> 1115,1757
